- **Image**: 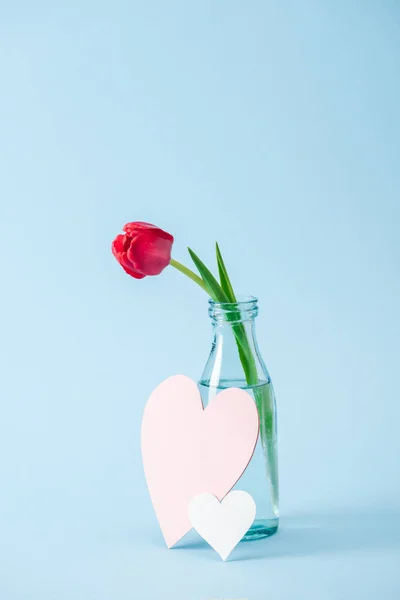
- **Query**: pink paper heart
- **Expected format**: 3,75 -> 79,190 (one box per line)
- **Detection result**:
141,375 -> 259,547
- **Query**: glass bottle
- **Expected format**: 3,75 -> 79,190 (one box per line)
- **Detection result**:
199,296 -> 279,540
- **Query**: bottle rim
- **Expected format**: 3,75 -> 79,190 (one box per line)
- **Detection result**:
208,295 -> 258,322
208,295 -> 258,308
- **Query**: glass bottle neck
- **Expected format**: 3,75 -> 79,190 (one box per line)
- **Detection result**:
211,318 -> 256,343
200,297 -> 270,390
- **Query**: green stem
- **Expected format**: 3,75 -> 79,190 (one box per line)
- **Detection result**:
232,322 -> 279,511
170,258 -> 208,292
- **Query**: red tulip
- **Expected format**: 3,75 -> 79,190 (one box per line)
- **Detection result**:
112,222 -> 174,279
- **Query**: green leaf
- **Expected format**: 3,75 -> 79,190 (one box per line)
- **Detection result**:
187,247 -> 229,302
215,242 -> 236,303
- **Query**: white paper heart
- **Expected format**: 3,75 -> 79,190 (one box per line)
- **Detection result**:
188,491 -> 256,561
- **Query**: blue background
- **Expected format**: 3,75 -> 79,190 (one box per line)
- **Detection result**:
1,1 -> 399,598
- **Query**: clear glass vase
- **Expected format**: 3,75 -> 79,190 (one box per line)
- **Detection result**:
199,296 -> 279,540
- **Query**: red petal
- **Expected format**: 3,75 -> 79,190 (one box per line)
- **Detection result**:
121,263 -> 146,279
111,234 -> 126,257
123,222 -> 159,236
128,229 -> 173,276
112,234 -> 147,279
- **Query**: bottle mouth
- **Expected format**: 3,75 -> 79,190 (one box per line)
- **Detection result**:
209,295 -> 258,323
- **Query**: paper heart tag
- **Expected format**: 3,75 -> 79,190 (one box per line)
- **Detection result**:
141,375 -> 259,547
188,491 -> 256,560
